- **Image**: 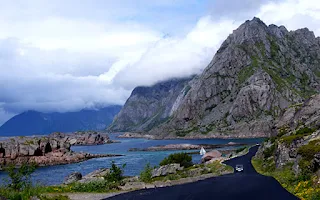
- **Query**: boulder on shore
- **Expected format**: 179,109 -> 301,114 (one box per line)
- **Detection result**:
151,164 -> 183,178
64,172 -> 82,184
79,168 -> 110,183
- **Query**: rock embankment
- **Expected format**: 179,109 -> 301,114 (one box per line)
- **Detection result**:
129,142 -> 246,151
0,132 -> 122,169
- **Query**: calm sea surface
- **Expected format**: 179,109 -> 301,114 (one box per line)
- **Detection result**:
0,134 -> 263,185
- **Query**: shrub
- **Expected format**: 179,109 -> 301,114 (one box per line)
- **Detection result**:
140,163 -> 153,183
4,163 -> 36,191
160,152 -> 193,168
298,159 -> 313,181
263,144 -> 276,159
281,127 -> 316,145
281,135 -> 304,145
311,191 -> 320,200
104,161 -> 126,183
295,127 -> 316,135
298,140 -> 320,161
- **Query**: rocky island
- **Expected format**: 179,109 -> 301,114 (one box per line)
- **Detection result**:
0,131 -> 122,169
128,142 -> 246,152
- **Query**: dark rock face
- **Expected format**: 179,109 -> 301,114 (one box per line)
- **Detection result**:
148,17 -> 320,138
107,77 -> 193,132
276,94 -> 320,131
0,106 -> 122,136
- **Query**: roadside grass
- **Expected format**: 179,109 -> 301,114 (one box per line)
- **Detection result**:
0,161 -> 126,199
146,160 -> 233,183
252,158 -> 320,200
0,186 -> 70,200
0,153 -> 236,199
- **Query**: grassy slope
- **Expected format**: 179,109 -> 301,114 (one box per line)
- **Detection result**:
252,156 -> 320,200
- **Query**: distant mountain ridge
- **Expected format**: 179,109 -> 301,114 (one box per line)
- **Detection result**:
0,105 -> 122,136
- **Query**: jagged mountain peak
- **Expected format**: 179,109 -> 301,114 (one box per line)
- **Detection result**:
147,18 -> 320,138
108,18 -> 320,139
243,17 -> 267,28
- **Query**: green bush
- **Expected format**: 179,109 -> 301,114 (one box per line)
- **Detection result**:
298,159 -> 313,181
0,163 -> 46,200
281,127 -> 316,145
298,140 -> 320,160
104,161 -> 126,183
263,144 -> 276,159
295,127 -> 316,135
311,191 -> 320,200
4,163 -> 36,191
140,163 -> 153,183
281,135 -> 304,145
160,152 -> 193,168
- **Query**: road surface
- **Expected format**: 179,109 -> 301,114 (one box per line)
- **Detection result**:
105,145 -> 299,200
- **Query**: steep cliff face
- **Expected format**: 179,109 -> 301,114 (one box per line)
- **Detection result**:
107,77 -> 192,132
254,94 -> 320,198
149,17 -> 320,138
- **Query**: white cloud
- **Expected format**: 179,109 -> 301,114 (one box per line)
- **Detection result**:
257,0 -> 320,35
0,0 -> 320,125
113,17 -> 238,88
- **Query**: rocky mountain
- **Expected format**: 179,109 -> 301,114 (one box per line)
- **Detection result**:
0,106 -> 122,136
107,77 -> 193,132
146,17 -> 320,138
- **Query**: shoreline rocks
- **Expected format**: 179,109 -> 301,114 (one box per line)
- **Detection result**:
64,168 -> 111,184
0,132 -> 122,169
49,131 -> 113,146
64,172 -> 82,184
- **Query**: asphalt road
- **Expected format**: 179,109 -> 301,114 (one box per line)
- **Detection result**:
106,146 -> 299,200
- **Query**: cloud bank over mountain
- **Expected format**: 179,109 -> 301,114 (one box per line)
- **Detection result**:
0,0 -> 319,125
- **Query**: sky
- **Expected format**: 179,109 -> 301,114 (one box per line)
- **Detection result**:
0,0 -> 320,125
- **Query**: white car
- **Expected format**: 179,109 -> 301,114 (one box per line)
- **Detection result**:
235,164 -> 244,172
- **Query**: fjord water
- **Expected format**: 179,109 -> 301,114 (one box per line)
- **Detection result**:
0,134 -> 263,185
